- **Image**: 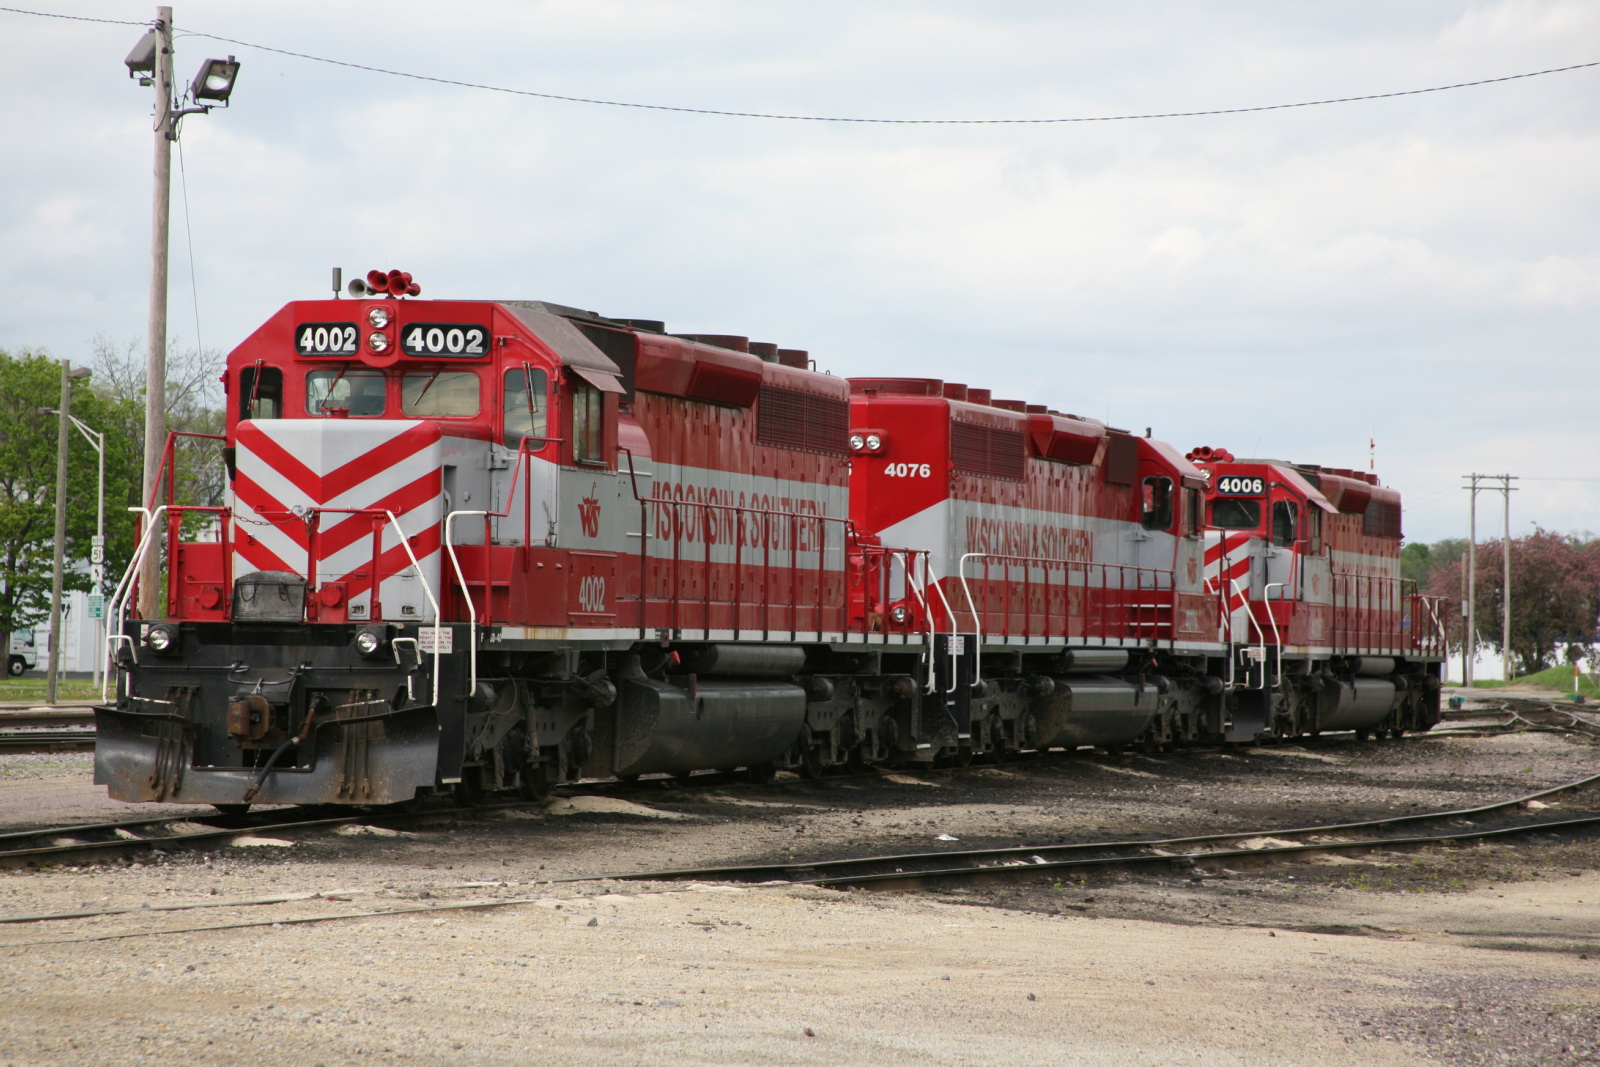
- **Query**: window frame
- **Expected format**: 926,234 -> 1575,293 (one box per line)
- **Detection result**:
400,369 -> 482,419
305,368 -> 389,418
1141,475 -> 1174,532
502,364 -> 550,450
1209,497 -> 1262,530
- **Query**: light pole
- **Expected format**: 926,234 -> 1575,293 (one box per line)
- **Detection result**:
124,8 -> 240,617
45,364 -> 92,705
42,408 -> 105,689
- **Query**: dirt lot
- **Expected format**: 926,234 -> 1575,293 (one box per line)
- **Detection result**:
0,693 -> 1596,1065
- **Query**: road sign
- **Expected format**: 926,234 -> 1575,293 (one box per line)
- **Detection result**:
87,594 -> 104,620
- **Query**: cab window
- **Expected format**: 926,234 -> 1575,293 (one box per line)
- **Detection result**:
306,369 -> 386,416
1209,498 -> 1261,529
240,365 -> 282,420
502,367 -> 548,449
1271,500 -> 1299,547
402,371 -> 480,417
1141,476 -> 1173,531
572,381 -> 603,464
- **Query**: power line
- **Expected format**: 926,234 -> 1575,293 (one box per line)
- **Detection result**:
174,32 -> 1600,125
0,4 -> 143,25
9,6 -> 1592,125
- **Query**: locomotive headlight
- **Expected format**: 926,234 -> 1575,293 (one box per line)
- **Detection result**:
849,433 -> 866,452
354,626 -> 387,658
865,433 -> 883,453
368,331 -> 390,352
367,306 -> 391,329
145,623 -> 177,654
889,604 -> 908,623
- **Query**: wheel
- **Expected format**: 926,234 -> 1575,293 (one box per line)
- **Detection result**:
453,767 -> 486,808
518,761 -> 552,802
7,657 -> 24,677
1354,728 -> 1371,742
742,762 -> 776,785
211,803 -> 251,816
799,746 -> 825,779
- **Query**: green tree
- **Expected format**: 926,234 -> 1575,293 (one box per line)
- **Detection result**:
0,348 -> 143,650
1401,537 -> 1465,589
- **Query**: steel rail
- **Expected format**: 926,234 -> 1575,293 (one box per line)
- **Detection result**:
0,729 -> 96,752
603,770 -> 1600,887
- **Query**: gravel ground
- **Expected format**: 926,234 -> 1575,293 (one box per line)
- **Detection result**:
1,690 -> 1597,1065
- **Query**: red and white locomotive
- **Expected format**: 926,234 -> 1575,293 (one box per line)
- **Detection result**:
94,274 -> 1445,809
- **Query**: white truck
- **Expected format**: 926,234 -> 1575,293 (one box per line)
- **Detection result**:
8,632 -> 38,677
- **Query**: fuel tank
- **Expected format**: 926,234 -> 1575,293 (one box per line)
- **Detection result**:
1317,678 -> 1398,731
610,668 -> 806,776
1034,675 -> 1158,749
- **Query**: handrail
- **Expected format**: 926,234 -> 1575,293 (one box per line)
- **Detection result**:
635,493 -> 849,639
383,509 -> 442,707
955,552 -> 1174,639
444,509 -> 489,696
102,505 -> 169,702
283,501 -> 445,705
1262,582 -> 1286,687
1224,577 -> 1269,689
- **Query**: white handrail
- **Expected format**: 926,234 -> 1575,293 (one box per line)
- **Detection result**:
101,505 -> 168,702
1263,582 -> 1286,688
442,508 -> 488,696
383,510 -> 442,708
956,552 -> 987,687
879,550 -> 943,691
1225,577 -> 1269,689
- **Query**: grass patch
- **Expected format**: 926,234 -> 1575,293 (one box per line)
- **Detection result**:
0,677 -> 103,703
1469,664 -> 1600,697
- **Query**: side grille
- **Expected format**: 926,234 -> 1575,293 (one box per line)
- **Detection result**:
951,421 -> 1026,480
757,387 -> 849,455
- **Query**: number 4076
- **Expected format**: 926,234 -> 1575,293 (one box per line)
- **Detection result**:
884,463 -> 932,478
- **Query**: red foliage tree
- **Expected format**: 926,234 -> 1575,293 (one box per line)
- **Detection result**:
1423,528 -> 1600,675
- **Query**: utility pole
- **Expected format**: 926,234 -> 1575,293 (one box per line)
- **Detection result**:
125,8 -> 240,619
1502,476 -> 1514,681
1463,473 -> 1518,686
139,5 -> 174,619
1466,476 -> 1477,687
46,363 -> 90,703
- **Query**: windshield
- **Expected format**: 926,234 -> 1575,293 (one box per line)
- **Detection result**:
306,369 -> 386,416
1209,498 -> 1261,530
402,371 -> 480,417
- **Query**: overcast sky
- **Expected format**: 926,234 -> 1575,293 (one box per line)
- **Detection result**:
3,1 -> 1596,544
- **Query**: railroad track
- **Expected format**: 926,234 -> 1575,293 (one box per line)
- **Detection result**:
0,728 -> 96,752
606,770 -> 1600,891
3,694 -> 1592,870
0,804 -> 468,870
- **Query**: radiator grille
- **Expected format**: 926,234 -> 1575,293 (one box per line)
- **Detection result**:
1363,499 -> 1402,539
757,386 -> 849,455
951,421 -> 1026,480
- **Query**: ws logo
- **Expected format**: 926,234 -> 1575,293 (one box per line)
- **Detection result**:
578,483 -> 602,538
